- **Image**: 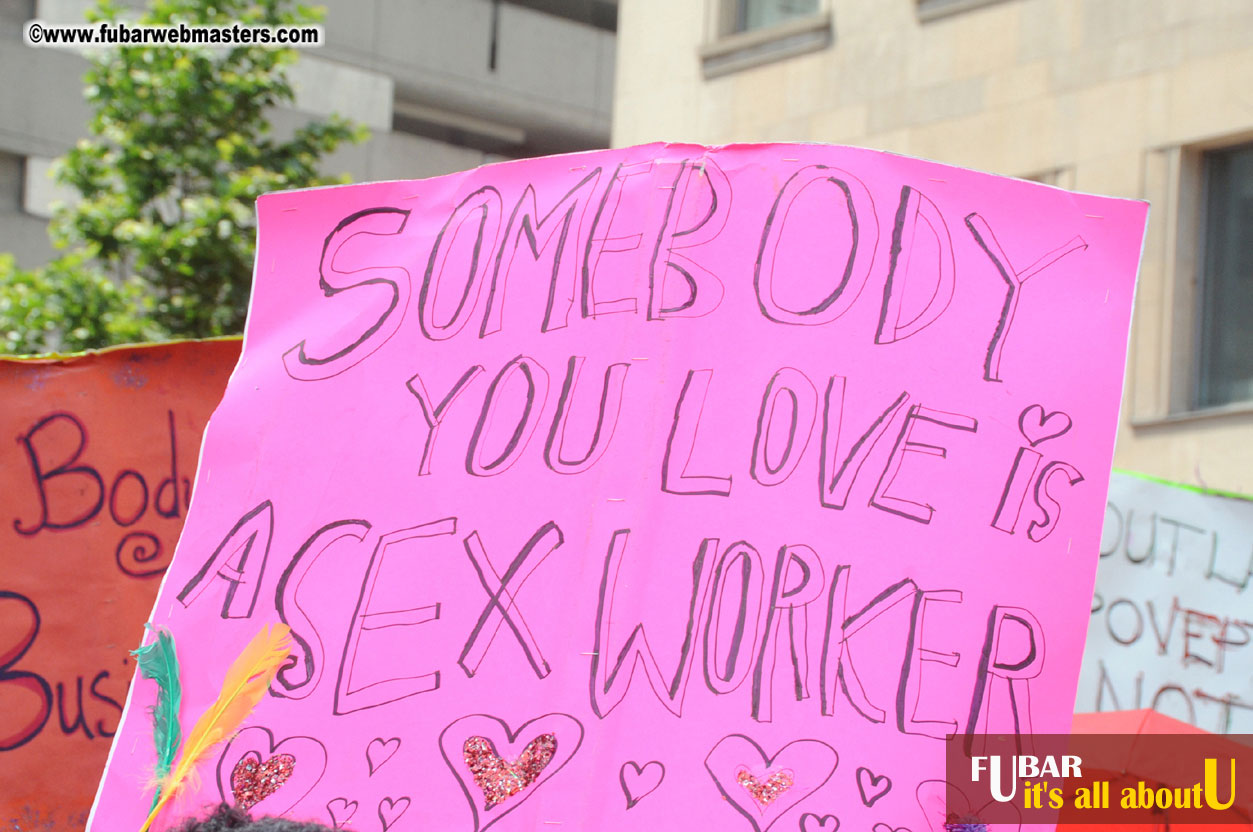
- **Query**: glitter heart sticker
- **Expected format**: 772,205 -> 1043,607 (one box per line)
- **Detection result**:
463,733 -> 557,809
737,767 -> 796,810
231,752 -> 295,810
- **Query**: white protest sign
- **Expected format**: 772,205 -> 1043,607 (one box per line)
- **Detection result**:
1079,471 -> 1253,732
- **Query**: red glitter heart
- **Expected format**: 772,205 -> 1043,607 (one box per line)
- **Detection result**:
462,733 -> 557,809
231,752 -> 295,810
737,767 -> 795,809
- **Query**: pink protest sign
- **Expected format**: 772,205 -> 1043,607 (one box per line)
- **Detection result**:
88,143 -> 1147,832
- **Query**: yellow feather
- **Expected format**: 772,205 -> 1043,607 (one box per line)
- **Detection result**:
138,623 -> 292,832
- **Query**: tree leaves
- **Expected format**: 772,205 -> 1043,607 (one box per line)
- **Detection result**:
0,0 -> 366,354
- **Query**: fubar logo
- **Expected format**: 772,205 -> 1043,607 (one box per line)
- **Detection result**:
948,734 -> 1252,825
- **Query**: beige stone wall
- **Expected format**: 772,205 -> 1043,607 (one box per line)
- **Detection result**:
612,0 -> 1253,493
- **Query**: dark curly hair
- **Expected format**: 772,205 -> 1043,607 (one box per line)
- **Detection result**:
171,804 -> 337,832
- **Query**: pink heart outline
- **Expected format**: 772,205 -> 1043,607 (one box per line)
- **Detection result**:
705,734 -> 838,832
215,726 -> 326,817
438,712 -> 584,832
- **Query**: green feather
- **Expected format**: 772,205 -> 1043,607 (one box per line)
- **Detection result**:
131,624 -> 182,810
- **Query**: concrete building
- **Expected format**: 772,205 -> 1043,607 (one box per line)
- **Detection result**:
0,0 -> 616,265
613,0 -> 1253,493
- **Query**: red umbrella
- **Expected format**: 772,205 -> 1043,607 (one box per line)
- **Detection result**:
1063,710 -> 1253,832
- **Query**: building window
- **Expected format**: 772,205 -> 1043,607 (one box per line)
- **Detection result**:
503,0 -> 617,31
733,0 -> 819,34
701,0 -> 831,78
1196,142 -> 1253,409
0,152 -> 23,213
916,0 -> 1012,23
1022,167 -> 1075,190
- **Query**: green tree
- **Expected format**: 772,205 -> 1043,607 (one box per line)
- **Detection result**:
0,0 -> 366,354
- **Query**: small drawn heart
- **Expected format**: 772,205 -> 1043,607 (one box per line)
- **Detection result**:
620,760 -> 665,809
367,737 -> 401,776
800,813 -> 839,832
872,824 -> 910,832
857,767 -> 892,807
326,798 -> 358,829
1018,404 -> 1072,447
231,753 -> 295,810
738,768 -> 796,810
378,796 -> 410,831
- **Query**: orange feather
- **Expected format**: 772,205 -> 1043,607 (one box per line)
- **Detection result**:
138,623 -> 292,832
